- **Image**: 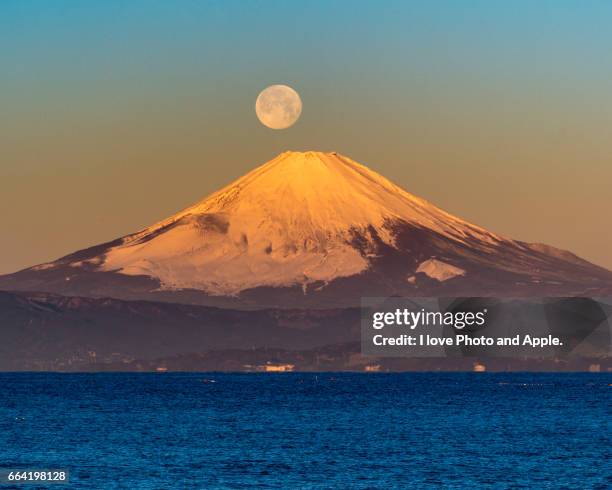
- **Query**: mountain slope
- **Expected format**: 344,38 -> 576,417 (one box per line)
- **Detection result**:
0,290 -> 359,370
1,151 -> 611,307
100,150 -> 512,294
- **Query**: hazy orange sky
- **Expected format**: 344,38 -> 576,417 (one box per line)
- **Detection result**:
2,1 -> 612,273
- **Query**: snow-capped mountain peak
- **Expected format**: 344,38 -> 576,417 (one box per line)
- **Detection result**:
98,151 -> 503,294
4,150 -> 611,304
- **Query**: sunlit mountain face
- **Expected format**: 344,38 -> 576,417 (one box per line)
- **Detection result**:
1,151 -> 611,308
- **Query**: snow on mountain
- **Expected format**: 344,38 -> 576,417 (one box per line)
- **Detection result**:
97,151 -> 505,294
416,259 -> 466,282
2,150 -> 611,305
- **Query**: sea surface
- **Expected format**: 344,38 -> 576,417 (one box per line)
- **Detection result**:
0,373 -> 610,489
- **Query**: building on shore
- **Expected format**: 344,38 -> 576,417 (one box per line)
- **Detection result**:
473,362 -> 486,372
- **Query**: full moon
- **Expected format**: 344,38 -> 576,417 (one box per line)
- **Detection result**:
255,84 -> 302,129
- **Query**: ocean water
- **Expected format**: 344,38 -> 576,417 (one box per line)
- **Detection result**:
0,373 -> 610,489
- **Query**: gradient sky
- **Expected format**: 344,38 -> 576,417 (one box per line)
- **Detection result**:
2,0 -> 612,273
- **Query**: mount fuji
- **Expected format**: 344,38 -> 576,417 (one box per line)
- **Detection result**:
2,151 -> 611,308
